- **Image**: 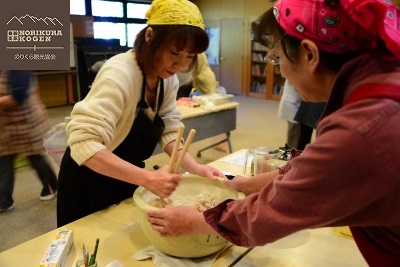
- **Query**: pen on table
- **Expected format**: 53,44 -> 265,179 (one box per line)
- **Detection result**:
226,174 -> 235,180
153,165 -> 160,170
92,238 -> 100,264
84,252 -> 89,267
88,254 -> 94,266
82,244 -> 86,262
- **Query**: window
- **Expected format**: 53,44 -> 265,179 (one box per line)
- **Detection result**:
127,23 -> 147,47
70,0 -> 86,15
93,22 -> 126,46
70,1 -> 150,47
127,3 -> 149,19
91,0 -> 123,17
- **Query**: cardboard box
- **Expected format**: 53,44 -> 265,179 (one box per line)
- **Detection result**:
39,230 -> 74,267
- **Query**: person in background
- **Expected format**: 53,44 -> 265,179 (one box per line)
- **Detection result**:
57,0 -> 225,227
293,100 -> 325,149
146,0 -> 400,265
277,80 -> 302,147
278,80 -> 325,150
176,52 -> 217,99
0,71 -> 58,212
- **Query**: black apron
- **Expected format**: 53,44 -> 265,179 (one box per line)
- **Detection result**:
57,78 -> 165,227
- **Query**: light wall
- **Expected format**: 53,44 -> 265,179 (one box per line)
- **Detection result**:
192,0 -> 273,20
191,0 -> 274,95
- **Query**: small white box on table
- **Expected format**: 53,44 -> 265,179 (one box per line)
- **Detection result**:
39,230 -> 74,267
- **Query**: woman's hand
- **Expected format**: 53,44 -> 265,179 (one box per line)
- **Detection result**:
146,165 -> 182,198
223,175 -> 248,193
224,170 -> 280,195
191,164 -> 226,181
146,206 -> 214,236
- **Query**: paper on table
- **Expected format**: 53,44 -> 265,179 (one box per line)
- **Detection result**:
219,149 -> 252,167
133,244 -> 232,267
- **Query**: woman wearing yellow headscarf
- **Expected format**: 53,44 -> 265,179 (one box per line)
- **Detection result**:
57,0 -> 226,227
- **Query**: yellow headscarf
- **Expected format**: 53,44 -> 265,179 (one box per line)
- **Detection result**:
145,0 -> 205,30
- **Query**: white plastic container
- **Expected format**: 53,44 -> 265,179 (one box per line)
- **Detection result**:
193,93 -> 234,105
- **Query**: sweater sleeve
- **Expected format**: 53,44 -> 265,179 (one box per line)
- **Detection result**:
67,52 -> 141,165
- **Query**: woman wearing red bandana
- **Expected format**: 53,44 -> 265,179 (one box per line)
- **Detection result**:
146,0 -> 400,265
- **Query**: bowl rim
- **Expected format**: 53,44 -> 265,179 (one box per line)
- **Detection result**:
133,174 -> 245,210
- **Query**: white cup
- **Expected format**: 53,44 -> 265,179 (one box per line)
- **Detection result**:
253,147 -> 270,175
245,147 -> 283,175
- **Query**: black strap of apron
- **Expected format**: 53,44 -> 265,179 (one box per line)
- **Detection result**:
137,72 -> 164,112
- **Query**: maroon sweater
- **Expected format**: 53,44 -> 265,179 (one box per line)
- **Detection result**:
204,54 -> 400,264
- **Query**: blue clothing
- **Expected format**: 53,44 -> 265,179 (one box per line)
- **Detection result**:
7,71 -> 31,104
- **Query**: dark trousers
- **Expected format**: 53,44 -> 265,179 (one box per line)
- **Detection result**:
0,154 -> 57,208
287,122 -> 314,151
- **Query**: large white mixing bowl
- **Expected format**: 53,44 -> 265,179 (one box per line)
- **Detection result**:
133,174 -> 245,258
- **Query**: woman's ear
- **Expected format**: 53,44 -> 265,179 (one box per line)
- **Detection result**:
145,27 -> 154,43
299,39 -> 320,73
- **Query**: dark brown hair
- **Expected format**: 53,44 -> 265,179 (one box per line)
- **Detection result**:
251,8 -> 361,73
134,25 -> 209,73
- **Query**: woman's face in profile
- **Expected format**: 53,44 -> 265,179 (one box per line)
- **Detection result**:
150,45 -> 196,79
275,45 -> 308,100
279,40 -> 331,102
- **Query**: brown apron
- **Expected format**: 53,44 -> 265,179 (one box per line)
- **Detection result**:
57,78 -> 165,227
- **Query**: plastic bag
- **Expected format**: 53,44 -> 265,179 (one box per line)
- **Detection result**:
43,122 -> 68,166
216,81 -> 227,94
